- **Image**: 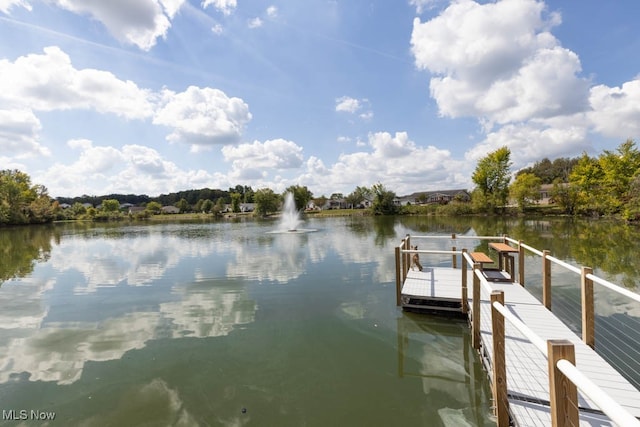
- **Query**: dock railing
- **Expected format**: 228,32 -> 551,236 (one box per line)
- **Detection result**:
396,234 -> 640,427
470,261 -> 640,427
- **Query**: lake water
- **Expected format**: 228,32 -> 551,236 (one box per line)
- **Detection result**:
1,215 -> 639,426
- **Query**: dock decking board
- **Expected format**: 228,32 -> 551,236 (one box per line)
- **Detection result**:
400,267 -> 640,426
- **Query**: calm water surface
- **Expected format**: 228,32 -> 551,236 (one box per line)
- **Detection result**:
0,217 -> 497,426
2,215 -> 640,426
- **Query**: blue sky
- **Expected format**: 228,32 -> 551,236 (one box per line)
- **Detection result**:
0,0 -> 638,198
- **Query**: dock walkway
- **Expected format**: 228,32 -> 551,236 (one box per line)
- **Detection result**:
395,236 -> 640,427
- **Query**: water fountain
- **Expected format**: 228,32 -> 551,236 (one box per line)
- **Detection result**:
279,192 -> 301,232
272,192 -> 316,234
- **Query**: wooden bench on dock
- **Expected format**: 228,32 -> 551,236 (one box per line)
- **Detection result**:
470,251 -> 493,266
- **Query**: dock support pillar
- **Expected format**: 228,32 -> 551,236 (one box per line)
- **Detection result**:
491,291 -> 509,427
581,266 -> 595,348
548,340 -> 578,427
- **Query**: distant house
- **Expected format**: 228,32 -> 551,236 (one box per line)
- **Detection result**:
402,189 -> 471,205
128,206 -> 146,215
240,203 -> 255,213
161,206 -> 180,214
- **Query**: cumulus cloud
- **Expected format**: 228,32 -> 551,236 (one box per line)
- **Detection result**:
266,5 -> 278,18
298,131 -> 466,195
411,0 -> 589,126
0,0 -> 31,13
588,78 -> 640,139
0,47 -> 252,154
202,0 -> 236,16
335,96 -> 373,120
466,122 -> 590,167
222,139 -> 304,179
0,46 -> 155,119
47,0 -> 186,50
153,86 -> 252,145
408,0 -> 618,173
248,17 -> 263,29
0,109 -> 49,157
38,140 -> 224,196
335,96 -> 362,113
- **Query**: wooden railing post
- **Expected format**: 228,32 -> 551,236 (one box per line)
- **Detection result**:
491,291 -> 508,427
461,249 -> 468,314
472,262 -> 481,350
542,250 -> 552,310
548,340 -> 578,427
395,245 -> 401,306
518,240 -> 525,286
405,234 -> 411,280
451,233 -> 457,268
402,237 -> 408,283
581,266 -> 595,348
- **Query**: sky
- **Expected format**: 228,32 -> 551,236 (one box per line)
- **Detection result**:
0,0 -> 639,199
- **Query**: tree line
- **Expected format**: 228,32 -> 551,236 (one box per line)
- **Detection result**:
471,139 -> 640,220
2,138 -> 639,226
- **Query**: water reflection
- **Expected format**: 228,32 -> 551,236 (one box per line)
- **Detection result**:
396,313 -> 493,426
0,217 -> 638,424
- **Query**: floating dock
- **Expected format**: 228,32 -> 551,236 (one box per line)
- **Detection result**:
395,235 -> 640,427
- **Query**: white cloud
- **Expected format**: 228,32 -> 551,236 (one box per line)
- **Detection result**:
38,140 -> 224,196
0,47 -> 155,119
0,0 -> 31,13
335,96 -> 361,113
411,0 -> 588,126
409,0 -> 440,14
48,0 -> 186,50
0,109 -> 49,157
222,139 -> 304,174
202,0 -> 236,16
588,78 -> 640,139
298,132 -> 467,196
466,122 -> 590,170
211,23 -> 223,34
0,48 -> 252,149
248,17 -> 263,29
153,86 -> 252,145
266,5 -> 278,18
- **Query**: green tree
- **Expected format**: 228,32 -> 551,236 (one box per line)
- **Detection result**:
599,139 -> 640,212
145,201 -> 162,214
370,183 -> 398,215
509,172 -> 541,212
254,188 -> 279,216
285,185 -> 313,211
471,146 -> 512,213
0,170 -> 55,225
202,199 -> 214,213
176,198 -> 189,213
101,199 -> 120,212
569,153 -> 605,215
70,202 -> 87,217
346,186 -> 371,208
215,198 -> 226,213
230,193 -> 242,213
550,179 -> 579,215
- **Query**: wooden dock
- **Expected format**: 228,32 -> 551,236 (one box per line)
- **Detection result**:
395,235 -> 640,427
